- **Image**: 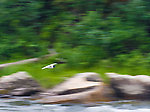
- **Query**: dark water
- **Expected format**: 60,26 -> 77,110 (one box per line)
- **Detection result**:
0,98 -> 150,112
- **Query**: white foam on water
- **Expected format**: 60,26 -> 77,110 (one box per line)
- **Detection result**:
41,104 -> 150,112
82,105 -> 150,112
1,99 -> 150,112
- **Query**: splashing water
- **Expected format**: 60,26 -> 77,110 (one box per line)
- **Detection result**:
0,98 -> 150,112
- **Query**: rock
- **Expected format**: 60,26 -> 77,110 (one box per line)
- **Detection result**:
0,89 -> 11,98
106,73 -> 150,100
0,71 -> 43,96
44,72 -> 102,95
0,89 -> 9,94
86,75 -> 102,82
40,84 -> 114,104
11,88 -> 41,96
0,94 -> 11,98
39,72 -> 115,104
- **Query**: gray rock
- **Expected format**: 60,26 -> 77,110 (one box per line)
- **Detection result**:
44,72 -> 102,95
11,88 -> 41,96
0,71 -> 43,96
106,73 -> 150,100
39,72 -> 115,104
40,85 -> 114,104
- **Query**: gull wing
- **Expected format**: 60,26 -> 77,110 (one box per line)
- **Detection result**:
42,64 -> 51,69
42,63 -> 57,69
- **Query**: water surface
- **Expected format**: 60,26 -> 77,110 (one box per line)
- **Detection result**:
0,98 -> 150,112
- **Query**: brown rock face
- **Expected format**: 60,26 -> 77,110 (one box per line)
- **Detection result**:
39,72 -> 115,104
45,72 -> 102,95
0,71 -> 43,96
106,73 -> 150,100
40,84 -> 114,104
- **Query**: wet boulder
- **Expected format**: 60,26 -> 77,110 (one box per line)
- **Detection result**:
0,71 -> 43,96
106,73 -> 150,100
39,72 -> 115,104
42,72 -> 102,95
40,84 -> 114,104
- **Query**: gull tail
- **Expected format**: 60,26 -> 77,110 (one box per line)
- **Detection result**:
42,67 -> 47,69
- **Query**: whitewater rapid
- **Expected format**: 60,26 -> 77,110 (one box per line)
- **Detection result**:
0,98 -> 150,112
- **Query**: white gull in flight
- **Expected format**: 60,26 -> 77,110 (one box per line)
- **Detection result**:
42,63 -> 57,69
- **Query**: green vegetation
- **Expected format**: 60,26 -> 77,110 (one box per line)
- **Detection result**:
1,0 -> 150,87
1,54 -> 150,88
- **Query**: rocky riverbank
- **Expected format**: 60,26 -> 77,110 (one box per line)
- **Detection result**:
1,71 -> 150,104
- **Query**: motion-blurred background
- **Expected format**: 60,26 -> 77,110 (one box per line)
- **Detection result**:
1,0 -> 150,87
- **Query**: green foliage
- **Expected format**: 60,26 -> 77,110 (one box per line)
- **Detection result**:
1,56 -> 150,88
112,50 -> 150,75
0,0 -> 49,60
107,19 -> 148,56
56,11 -> 108,67
1,0 -> 150,69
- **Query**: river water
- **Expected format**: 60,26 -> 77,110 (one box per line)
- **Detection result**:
1,98 -> 150,112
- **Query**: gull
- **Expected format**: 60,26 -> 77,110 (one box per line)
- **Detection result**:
42,63 -> 57,69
